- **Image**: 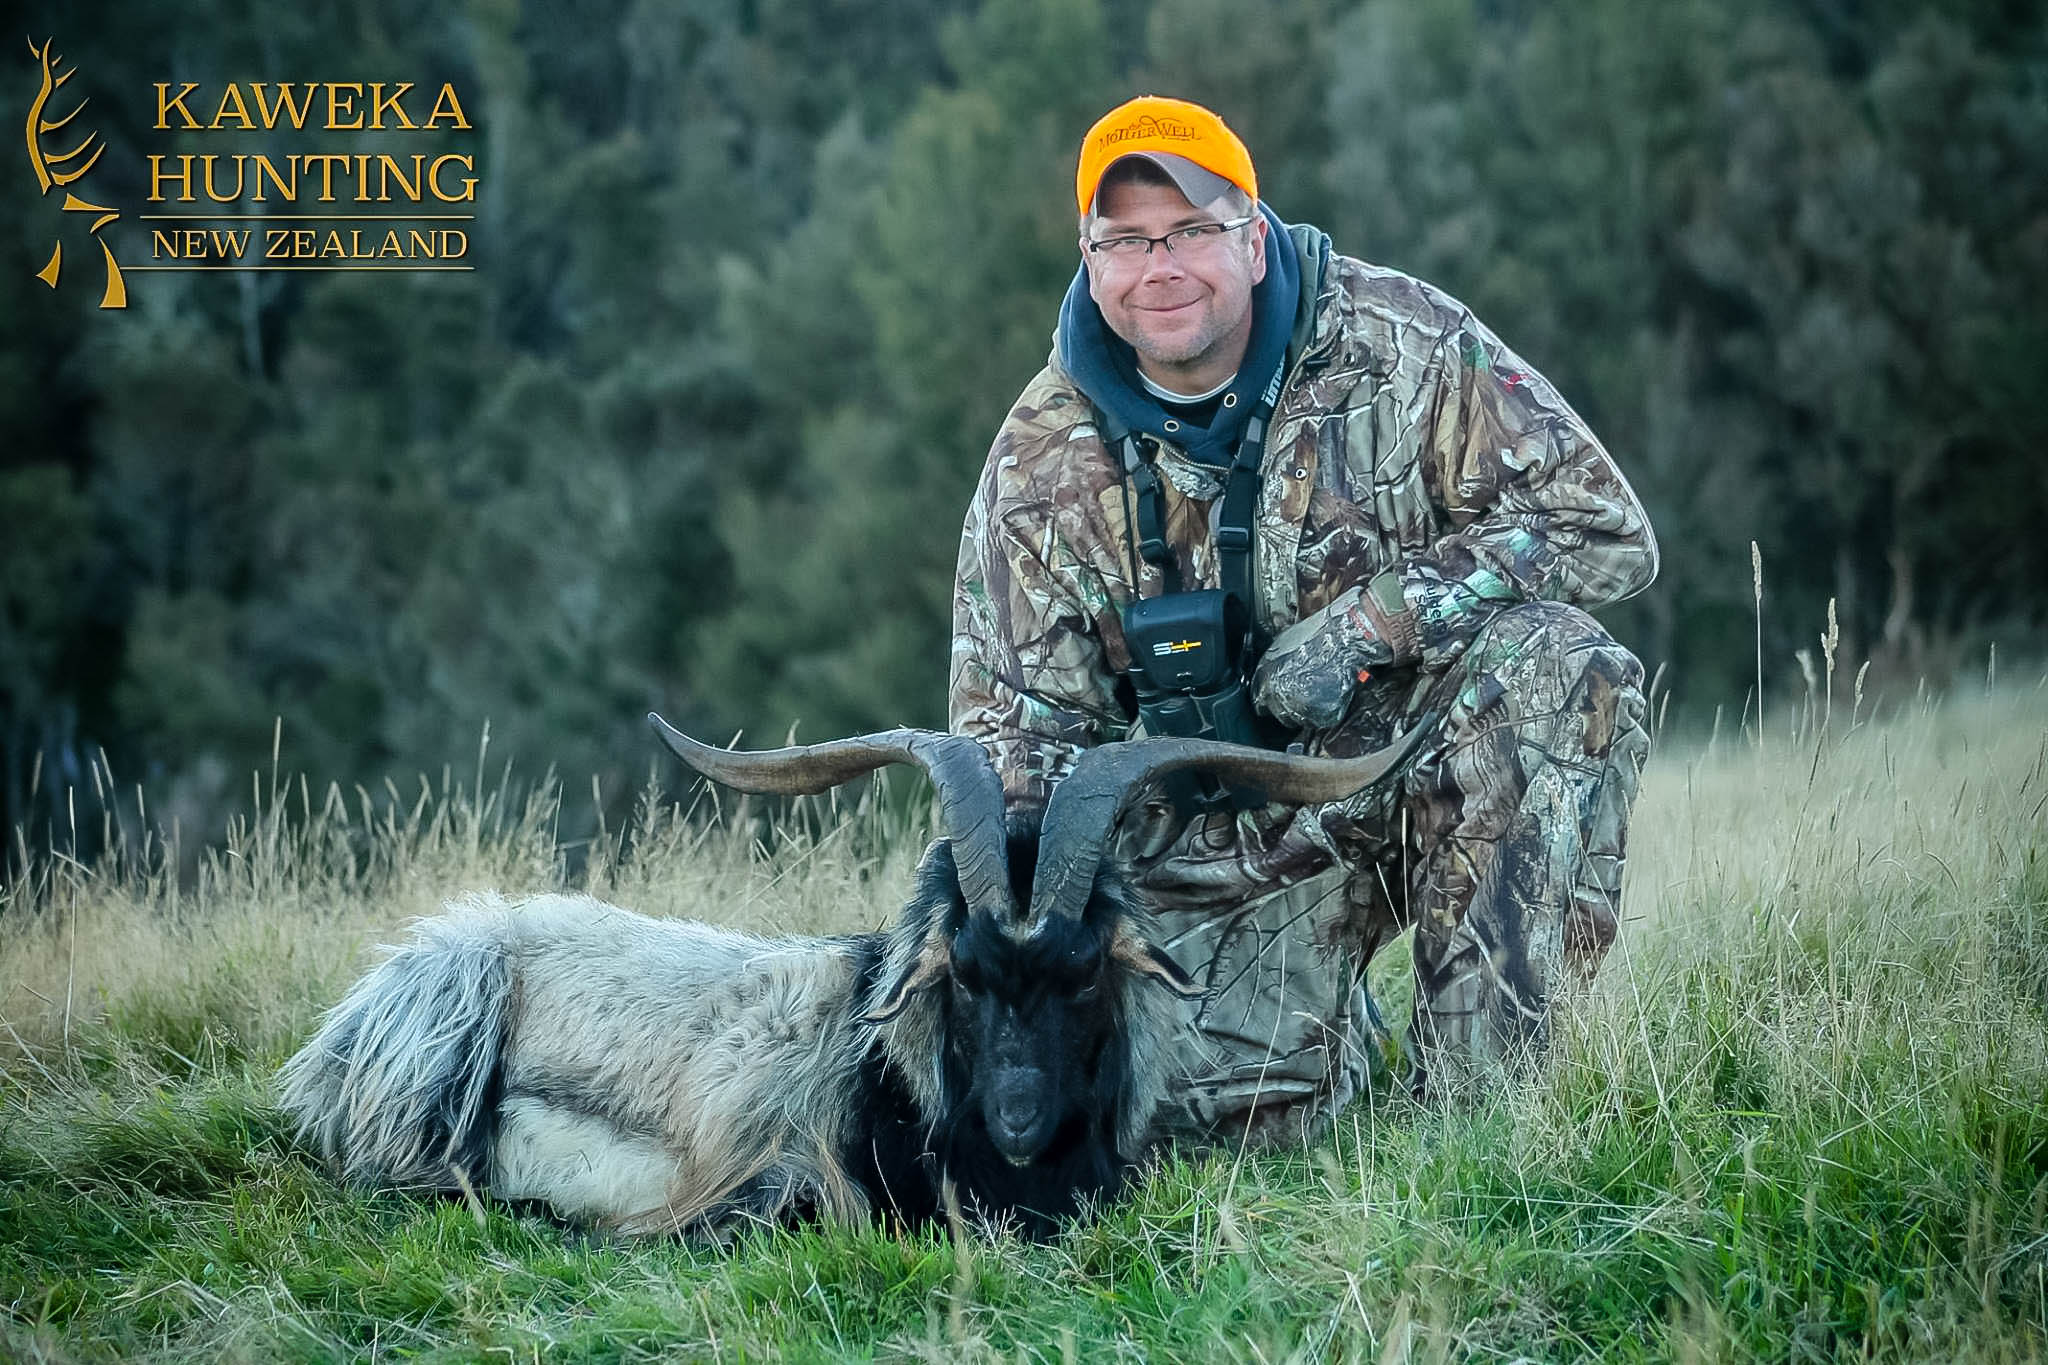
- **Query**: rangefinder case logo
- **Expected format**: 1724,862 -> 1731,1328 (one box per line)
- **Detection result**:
23,36 -> 478,311
25,36 -> 126,308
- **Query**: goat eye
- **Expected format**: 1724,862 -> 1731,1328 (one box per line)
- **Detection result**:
1074,981 -> 1100,1002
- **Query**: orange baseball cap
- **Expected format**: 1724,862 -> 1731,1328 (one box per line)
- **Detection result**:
1075,95 -> 1258,217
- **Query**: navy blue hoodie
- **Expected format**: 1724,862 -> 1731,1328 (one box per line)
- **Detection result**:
1053,201 -> 1302,468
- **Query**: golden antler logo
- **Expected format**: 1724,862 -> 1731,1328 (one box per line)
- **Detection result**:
25,35 -> 125,309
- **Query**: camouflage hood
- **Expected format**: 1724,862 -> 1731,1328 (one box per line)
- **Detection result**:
1053,205 -> 1324,467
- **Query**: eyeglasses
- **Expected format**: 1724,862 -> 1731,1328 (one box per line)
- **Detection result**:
1084,215 -> 1255,263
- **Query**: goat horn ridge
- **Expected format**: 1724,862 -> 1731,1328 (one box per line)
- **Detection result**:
1027,720 -> 1440,926
646,713 -> 1014,920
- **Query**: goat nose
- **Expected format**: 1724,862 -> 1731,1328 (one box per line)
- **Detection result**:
991,1070 -> 1046,1152
995,1091 -> 1040,1140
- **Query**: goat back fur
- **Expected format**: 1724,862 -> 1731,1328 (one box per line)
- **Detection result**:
279,861 -> 1182,1236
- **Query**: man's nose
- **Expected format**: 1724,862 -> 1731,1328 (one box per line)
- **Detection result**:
1137,244 -> 1187,282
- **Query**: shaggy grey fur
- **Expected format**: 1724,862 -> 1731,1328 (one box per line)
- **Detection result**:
280,890 -> 881,1233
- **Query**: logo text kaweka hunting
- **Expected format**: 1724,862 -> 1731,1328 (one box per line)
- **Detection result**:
23,37 -> 481,310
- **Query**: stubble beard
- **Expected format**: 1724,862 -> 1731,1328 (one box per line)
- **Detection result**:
1123,287 -> 1261,386
1131,310 -> 1233,371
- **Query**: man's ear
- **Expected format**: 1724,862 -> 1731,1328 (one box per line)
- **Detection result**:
1111,929 -> 1204,998
864,934 -> 953,1024
1248,211 -> 1269,286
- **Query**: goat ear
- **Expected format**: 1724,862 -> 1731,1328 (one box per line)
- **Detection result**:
1112,931 -> 1203,998
864,937 -> 952,1024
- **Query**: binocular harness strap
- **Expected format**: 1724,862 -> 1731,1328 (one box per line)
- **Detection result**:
1106,367 -> 1283,660
1117,432 -> 1181,595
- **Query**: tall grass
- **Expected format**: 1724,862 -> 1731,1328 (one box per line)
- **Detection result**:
3,681 -> 2044,1362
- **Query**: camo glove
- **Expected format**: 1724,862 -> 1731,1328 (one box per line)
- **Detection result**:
1252,573 -> 1422,732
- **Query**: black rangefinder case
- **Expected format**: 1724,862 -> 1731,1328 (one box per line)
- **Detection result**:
1121,588 -> 1281,814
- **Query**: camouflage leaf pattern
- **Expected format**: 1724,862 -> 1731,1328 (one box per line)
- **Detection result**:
949,237 -> 1658,1129
1118,600 -> 1648,1140
951,238 -> 1657,806
1248,585 -> 1395,732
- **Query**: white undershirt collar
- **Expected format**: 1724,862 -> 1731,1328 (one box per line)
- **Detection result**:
1138,369 -> 1236,405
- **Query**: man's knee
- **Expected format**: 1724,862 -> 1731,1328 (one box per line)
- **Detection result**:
1456,601 -> 1646,760
1469,600 -> 1643,691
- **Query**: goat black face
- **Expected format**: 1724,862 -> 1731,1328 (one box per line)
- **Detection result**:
946,908 -> 1119,1165
861,830 -> 1200,1213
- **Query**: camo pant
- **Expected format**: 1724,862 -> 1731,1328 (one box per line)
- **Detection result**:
1117,601 -> 1649,1144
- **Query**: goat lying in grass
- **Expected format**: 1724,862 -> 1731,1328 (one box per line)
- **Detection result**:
279,719 -> 1411,1236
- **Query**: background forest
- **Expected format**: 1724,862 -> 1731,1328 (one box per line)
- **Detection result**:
4,0 -> 2045,855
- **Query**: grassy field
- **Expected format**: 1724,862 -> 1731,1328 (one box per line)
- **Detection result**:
3,683 -> 2045,1363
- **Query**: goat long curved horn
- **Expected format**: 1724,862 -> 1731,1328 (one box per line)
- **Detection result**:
1028,720 -> 1438,927
647,713 -> 1013,919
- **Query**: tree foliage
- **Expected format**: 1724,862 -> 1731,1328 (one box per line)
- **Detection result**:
4,0 -> 2043,847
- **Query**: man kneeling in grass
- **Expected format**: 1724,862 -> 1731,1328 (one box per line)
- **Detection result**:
949,96 -> 1659,1138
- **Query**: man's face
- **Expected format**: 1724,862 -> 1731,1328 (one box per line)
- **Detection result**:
1082,175 -> 1267,390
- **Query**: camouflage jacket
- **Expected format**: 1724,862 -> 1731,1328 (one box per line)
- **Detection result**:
950,224 -> 1659,805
